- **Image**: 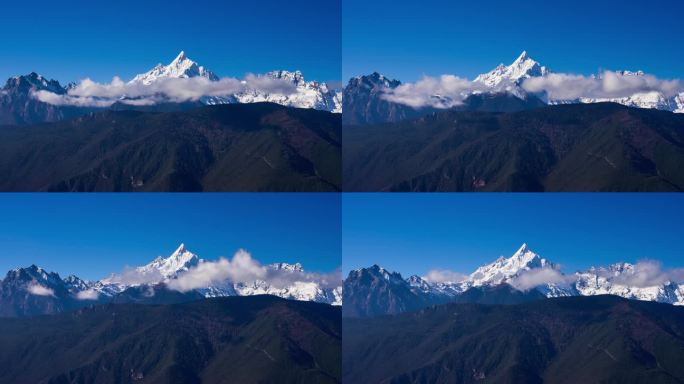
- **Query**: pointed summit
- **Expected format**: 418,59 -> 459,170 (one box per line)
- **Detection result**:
514,51 -> 530,63
174,51 -> 188,62
167,243 -> 198,266
515,243 -> 530,255
173,243 -> 187,254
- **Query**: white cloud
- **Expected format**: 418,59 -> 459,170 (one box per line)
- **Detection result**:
167,249 -> 267,292
509,267 -> 573,291
381,75 -> 480,109
423,269 -> 467,284
103,266 -> 164,286
27,283 -> 55,297
613,260 -> 684,288
266,267 -> 342,290
522,71 -> 683,100
32,74 -> 298,108
75,289 -> 99,300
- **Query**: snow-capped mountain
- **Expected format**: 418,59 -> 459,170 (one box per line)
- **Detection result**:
441,244 -> 682,304
473,51 -> 549,97
347,51 -> 684,117
467,243 -> 554,286
133,243 -> 201,280
574,70 -> 682,111
231,70 -> 342,113
0,244 -> 341,317
101,244 -> 340,305
3,52 -> 340,126
129,52 -> 341,113
473,52 -> 683,112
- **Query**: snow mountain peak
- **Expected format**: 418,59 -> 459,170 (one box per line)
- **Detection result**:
468,243 -> 553,287
474,51 -> 549,89
270,262 -> 304,272
510,243 -> 539,263
130,51 -> 219,85
173,50 -> 188,62
267,70 -> 306,85
142,244 -> 201,279
516,50 -> 530,61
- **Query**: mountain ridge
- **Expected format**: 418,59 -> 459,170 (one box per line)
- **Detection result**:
0,295 -> 342,383
343,295 -> 684,383
343,243 -> 684,317
0,102 -> 342,192
343,102 -> 684,191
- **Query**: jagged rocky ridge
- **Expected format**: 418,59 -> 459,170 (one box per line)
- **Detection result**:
0,72 -> 90,125
0,244 -> 341,317
344,244 -> 684,317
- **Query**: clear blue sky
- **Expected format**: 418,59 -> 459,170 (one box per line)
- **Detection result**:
343,194 -> 684,277
0,0 -> 341,84
343,0 -> 684,82
0,194 -> 341,280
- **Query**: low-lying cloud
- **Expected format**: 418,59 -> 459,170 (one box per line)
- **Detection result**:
33,75 -> 298,107
509,267 -> 574,291
266,267 -> 342,291
381,75 -> 479,109
75,289 -> 100,300
103,265 -> 164,286
27,283 -> 55,297
522,71 -> 683,101
611,260 -> 684,288
423,269 -> 467,284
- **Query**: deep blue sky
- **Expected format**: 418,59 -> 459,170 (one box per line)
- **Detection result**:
343,194 -> 684,277
0,0 -> 341,84
343,0 -> 684,82
0,194 -> 341,280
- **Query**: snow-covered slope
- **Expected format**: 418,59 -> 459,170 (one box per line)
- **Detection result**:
130,52 -> 341,113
